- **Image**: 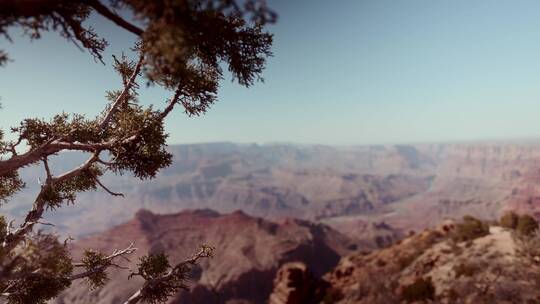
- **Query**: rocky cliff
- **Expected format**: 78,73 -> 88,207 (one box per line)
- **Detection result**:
56,209 -> 354,304
272,217 -> 540,304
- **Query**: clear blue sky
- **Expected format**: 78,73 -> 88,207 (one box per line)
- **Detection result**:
2,0 -> 540,145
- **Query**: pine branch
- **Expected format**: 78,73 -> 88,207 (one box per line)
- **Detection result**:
99,54 -> 144,131
123,246 -> 214,304
2,152 -> 98,252
70,242 -> 137,281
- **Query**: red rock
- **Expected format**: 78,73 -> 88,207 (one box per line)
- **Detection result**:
56,209 -> 353,304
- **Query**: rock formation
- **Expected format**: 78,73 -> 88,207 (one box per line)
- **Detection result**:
323,217 -> 540,303
56,209 -> 353,304
268,262 -> 329,304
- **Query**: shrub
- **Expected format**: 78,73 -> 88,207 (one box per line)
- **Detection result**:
401,277 -> 435,303
516,230 -> 540,259
516,214 -> 538,236
500,211 -> 519,229
375,259 -> 387,267
451,216 -> 490,243
453,262 -> 480,278
397,251 -> 422,270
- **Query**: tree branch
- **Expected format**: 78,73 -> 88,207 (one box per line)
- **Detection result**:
2,152 -> 99,252
123,246 -> 214,304
84,0 -> 144,36
0,127 -> 145,250
0,80 -> 185,252
0,0 -> 144,38
56,8 -> 106,63
53,152 -> 98,183
2,191 -> 48,251
42,157 -> 52,182
99,54 -> 144,132
97,157 -> 115,166
0,139 -> 56,176
70,242 -> 137,281
96,178 -> 124,197
0,137 -> 131,177
159,86 -> 183,120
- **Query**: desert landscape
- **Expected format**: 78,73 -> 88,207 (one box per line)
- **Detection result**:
3,141 -> 539,303
3,1 -> 540,303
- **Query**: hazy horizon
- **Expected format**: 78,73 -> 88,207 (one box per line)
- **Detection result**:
154,136 -> 540,147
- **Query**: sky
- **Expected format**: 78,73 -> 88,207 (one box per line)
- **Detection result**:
3,0 -> 540,145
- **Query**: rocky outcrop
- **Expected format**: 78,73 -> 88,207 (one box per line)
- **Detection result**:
268,262 -> 329,304
323,218 -> 540,303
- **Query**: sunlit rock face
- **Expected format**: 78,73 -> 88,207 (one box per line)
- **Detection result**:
323,223 -> 540,304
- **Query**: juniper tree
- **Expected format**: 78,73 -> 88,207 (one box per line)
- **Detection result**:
0,1 -> 274,303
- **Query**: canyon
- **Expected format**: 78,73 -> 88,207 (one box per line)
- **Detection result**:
5,141 -> 540,241
14,141 -> 538,303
